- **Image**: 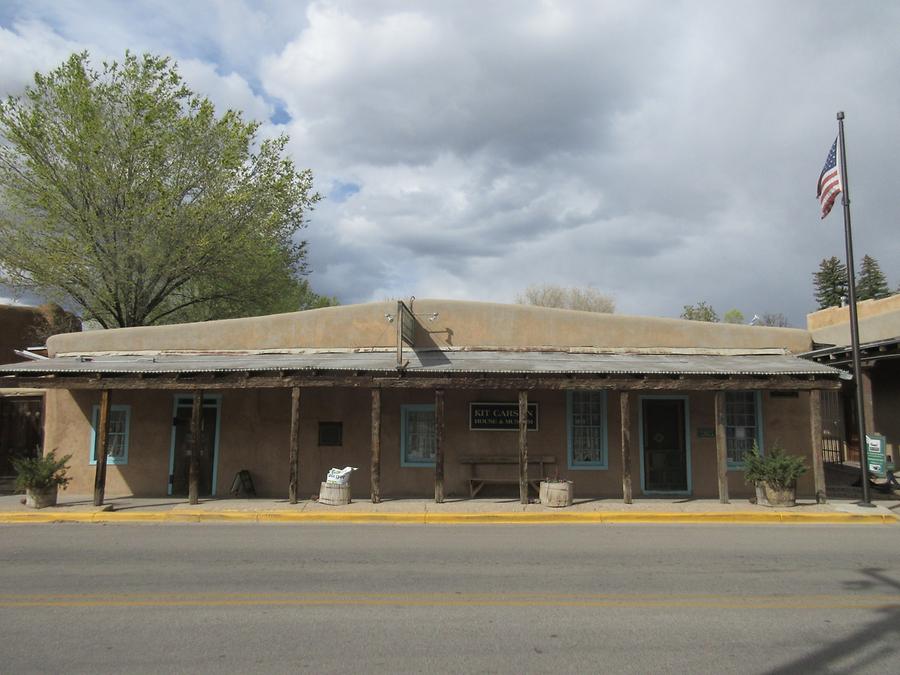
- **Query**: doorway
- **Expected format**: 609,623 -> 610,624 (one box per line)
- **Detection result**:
640,397 -> 690,494
168,396 -> 221,497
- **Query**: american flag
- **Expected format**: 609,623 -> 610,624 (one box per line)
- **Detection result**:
817,138 -> 842,219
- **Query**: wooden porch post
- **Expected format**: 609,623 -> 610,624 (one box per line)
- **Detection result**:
288,386 -> 301,504
714,391 -> 730,504
620,392 -> 633,504
518,389 -> 529,505
434,389 -> 445,503
188,390 -> 203,505
860,366 -> 876,434
371,388 -> 381,503
92,389 -> 111,507
810,389 -> 827,504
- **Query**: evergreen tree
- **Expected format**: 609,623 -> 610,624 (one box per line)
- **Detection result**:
856,254 -> 890,301
813,257 -> 848,309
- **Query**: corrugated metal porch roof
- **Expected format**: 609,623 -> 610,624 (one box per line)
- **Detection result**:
0,350 -> 842,378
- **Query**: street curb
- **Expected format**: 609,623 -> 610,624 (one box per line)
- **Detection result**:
0,510 -> 895,525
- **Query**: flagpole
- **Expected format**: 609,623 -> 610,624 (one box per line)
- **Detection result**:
836,111 -> 871,505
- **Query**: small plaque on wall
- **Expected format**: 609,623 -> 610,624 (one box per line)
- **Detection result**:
469,402 -> 539,431
697,427 -> 716,438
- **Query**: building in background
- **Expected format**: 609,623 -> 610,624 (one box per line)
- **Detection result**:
803,294 -> 900,468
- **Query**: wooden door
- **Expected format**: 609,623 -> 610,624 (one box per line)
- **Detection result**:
642,398 -> 688,492
170,400 -> 219,497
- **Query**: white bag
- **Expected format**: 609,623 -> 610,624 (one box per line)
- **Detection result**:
326,466 -> 357,485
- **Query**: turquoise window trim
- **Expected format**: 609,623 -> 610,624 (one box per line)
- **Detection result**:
566,390 -> 608,470
637,394 -> 692,496
726,391 -> 764,471
89,404 -> 131,465
400,403 -> 436,468
167,395 -> 222,497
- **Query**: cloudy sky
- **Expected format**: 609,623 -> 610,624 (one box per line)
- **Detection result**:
1,0 -> 897,325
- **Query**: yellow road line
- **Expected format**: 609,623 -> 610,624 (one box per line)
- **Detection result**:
1,592 -> 898,609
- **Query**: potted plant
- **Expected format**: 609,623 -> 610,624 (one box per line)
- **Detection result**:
744,446 -> 807,507
743,444 -> 768,506
761,448 -> 807,507
12,450 -> 72,509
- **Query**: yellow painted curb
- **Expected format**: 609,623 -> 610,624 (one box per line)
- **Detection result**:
0,510 -> 894,525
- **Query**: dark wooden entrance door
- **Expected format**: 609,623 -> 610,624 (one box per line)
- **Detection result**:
642,398 -> 688,493
0,396 -> 43,476
170,400 -> 219,497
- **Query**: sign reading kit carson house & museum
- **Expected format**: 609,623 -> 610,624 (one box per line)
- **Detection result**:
469,402 -> 539,431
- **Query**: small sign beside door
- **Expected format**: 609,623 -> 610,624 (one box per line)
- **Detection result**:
866,434 -> 887,478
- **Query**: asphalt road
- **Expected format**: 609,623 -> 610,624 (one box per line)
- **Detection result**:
1,523 -> 899,674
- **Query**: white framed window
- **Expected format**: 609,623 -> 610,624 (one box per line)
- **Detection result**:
90,405 -> 131,465
726,391 -> 763,468
567,391 -> 608,469
401,404 -> 435,467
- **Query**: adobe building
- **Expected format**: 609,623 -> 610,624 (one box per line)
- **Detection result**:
0,300 -> 840,504
803,294 -> 900,467
0,304 -> 52,489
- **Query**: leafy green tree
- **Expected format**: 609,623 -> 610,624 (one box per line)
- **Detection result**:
722,308 -> 745,324
681,301 -> 718,322
0,52 -> 322,328
813,257 -> 848,310
517,284 -> 615,313
855,254 -> 890,301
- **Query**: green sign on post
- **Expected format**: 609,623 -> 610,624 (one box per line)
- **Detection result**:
866,434 -> 886,478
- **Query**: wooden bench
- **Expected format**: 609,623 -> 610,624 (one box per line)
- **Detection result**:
459,455 -> 557,498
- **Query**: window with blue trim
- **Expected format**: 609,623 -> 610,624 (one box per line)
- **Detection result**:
568,391 -> 607,468
90,405 -> 131,465
726,392 -> 762,467
401,404 -> 435,466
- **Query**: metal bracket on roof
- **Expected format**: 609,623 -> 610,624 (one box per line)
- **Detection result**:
13,349 -> 48,361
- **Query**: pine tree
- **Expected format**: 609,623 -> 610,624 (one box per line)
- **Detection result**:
813,257 -> 848,309
856,254 -> 890,301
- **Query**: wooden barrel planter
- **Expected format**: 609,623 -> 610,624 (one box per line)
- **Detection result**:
539,480 -> 573,508
25,486 -> 59,509
764,483 -> 796,507
318,482 -> 351,506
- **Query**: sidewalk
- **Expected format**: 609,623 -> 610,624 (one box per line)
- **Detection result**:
1,493 -> 897,524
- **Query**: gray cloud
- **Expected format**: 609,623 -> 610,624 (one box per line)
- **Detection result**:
1,1 -> 898,328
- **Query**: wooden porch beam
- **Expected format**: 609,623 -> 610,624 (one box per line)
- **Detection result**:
188,390 -> 203,505
92,389 -> 111,507
809,389 -> 827,504
3,374 -> 844,392
620,392 -> 633,504
288,386 -> 301,504
434,389 -> 445,503
518,389 -> 528,505
370,388 -> 381,503
714,391 -> 729,504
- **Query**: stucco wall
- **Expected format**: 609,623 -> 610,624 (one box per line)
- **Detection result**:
48,299 -> 814,356
808,294 -> 900,345
873,360 -> 900,463
47,385 -> 816,500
